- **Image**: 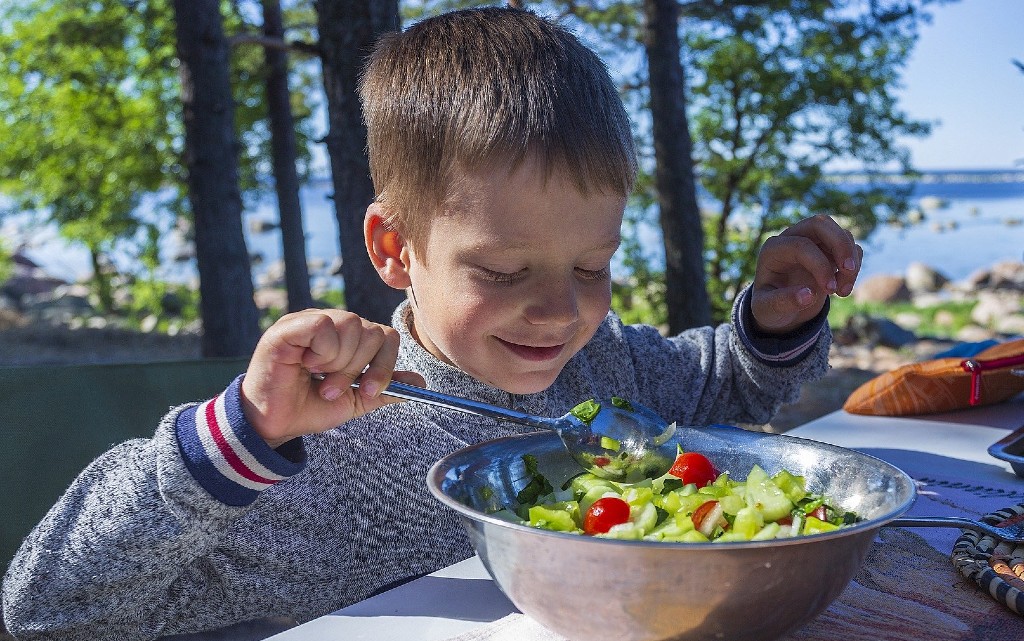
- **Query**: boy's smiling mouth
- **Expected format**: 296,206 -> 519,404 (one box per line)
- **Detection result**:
496,338 -> 566,362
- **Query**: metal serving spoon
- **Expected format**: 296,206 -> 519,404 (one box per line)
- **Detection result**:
889,515 -> 1024,543
352,379 -> 678,482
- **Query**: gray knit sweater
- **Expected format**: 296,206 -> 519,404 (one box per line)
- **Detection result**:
2,290 -> 829,640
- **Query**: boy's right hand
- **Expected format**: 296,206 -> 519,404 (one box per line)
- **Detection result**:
239,309 -> 424,448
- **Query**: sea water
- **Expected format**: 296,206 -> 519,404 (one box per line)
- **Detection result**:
852,176 -> 1024,280
4,171 -> 1024,287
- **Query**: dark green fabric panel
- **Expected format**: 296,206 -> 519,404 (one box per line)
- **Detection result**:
0,359 -> 249,574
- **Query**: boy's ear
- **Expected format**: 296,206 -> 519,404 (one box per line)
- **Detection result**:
364,204 -> 412,289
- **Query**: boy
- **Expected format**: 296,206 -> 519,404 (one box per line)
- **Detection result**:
3,7 -> 860,640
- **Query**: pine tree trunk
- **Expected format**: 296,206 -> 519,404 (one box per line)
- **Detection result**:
88,247 -> 114,314
263,0 -> 314,312
173,0 -> 261,357
643,0 -> 712,333
315,0 -> 405,324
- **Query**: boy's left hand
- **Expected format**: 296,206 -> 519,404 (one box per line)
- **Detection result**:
750,214 -> 863,335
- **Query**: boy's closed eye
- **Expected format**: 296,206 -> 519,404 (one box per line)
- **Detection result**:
576,265 -> 612,281
476,264 -> 612,284
477,266 -> 528,284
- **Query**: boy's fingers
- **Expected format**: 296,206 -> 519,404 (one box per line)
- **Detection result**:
300,312 -> 365,373
752,285 -> 819,329
264,309 -> 354,373
310,320 -> 397,401
781,214 -> 861,279
760,235 -> 837,294
834,242 -> 864,297
371,370 -> 427,407
350,325 -> 401,399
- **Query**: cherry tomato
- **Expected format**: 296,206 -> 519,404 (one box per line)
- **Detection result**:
668,452 -> 719,487
809,505 -> 829,521
691,500 -> 726,536
583,497 -> 631,535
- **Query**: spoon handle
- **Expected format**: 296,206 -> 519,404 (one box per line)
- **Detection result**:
888,516 -> 1019,540
351,379 -> 560,432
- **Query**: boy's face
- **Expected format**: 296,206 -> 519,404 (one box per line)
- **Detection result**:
405,158 -> 626,395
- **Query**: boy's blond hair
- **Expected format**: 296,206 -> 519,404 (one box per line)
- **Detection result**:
358,7 -> 637,251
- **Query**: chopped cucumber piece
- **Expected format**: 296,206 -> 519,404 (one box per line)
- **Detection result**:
599,522 -> 644,540
745,475 -> 794,522
528,502 -> 579,532
803,516 -> 841,535
630,502 -> 659,534
732,506 -> 765,539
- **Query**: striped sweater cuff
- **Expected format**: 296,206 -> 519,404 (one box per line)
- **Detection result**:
176,375 -> 306,506
733,286 -> 828,368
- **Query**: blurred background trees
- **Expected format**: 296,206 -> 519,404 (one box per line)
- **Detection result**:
0,0 -> 945,355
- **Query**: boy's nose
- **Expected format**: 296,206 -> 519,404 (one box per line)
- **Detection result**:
524,278 -> 579,326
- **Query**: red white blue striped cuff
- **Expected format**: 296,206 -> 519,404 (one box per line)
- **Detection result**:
176,375 -> 306,506
733,286 -> 828,368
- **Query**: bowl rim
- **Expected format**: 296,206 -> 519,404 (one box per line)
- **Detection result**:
427,427 -> 918,549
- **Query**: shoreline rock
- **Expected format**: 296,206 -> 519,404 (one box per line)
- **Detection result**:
844,260 -> 1024,345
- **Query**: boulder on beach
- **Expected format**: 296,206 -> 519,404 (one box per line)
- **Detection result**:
836,314 -> 917,349
918,196 -> 949,210
904,262 -> 949,294
21,284 -> 95,323
970,290 -> 1023,327
963,261 -> 1024,292
989,260 -> 1024,291
853,274 -> 912,304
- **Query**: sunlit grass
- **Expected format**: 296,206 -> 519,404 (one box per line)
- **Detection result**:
828,296 -> 977,339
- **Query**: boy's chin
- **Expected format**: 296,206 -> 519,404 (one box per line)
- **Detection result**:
490,372 -> 559,396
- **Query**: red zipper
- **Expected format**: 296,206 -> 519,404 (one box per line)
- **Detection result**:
960,353 -> 1024,405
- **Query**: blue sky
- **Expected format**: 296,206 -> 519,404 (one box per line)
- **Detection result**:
896,0 -> 1024,170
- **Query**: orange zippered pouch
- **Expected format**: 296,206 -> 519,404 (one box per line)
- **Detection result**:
961,351 -> 1024,406
845,338 -> 1024,416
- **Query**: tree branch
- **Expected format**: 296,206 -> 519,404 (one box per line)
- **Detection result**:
228,33 -> 320,57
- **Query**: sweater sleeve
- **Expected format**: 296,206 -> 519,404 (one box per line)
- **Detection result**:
617,287 -> 831,428
1,379 -> 308,641
731,286 -> 829,368
176,375 -> 306,506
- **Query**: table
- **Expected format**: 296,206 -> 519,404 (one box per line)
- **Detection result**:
268,398 -> 1024,641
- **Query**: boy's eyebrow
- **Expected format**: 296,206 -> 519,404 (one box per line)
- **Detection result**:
480,235 -> 622,253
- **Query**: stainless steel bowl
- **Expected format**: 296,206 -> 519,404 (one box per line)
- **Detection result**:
427,424 -> 917,641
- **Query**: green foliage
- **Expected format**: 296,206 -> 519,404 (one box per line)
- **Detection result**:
225,0 -> 319,197
828,295 -> 976,339
0,239 -> 12,285
124,278 -> 201,331
612,188 -> 668,326
0,0 -> 320,319
317,288 -> 346,310
0,0 -> 180,295
611,277 -> 667,327
684,2 -> 933,321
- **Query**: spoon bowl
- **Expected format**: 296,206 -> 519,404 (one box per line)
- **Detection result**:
557,398 -> 679,481
355,380 -> 677,481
